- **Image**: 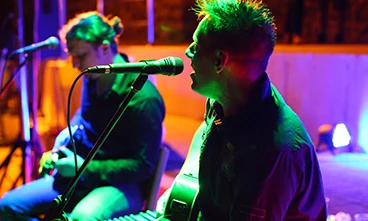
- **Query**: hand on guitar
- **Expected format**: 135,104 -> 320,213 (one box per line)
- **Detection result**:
39,146 -> 84,178
54,146 -> 84,178
39,126 -> 82,178
38,150 -> 59,178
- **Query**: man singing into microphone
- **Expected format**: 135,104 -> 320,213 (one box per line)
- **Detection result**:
158,0 -> 327,220
0,11 -> 165,221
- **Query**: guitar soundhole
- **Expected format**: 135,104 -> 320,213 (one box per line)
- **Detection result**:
172,199 -> 188,213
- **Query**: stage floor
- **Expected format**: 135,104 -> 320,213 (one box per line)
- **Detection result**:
317,152 -> 368,216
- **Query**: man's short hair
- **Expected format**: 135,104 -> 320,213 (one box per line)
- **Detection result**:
194,0 -> 277,69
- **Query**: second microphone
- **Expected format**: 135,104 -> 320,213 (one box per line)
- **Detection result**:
85,56 -> 184,76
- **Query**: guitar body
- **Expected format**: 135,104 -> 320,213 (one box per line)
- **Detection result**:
156,122 -> 205,221
162,173 -> 200,221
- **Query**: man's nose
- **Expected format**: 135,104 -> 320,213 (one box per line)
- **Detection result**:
185,46 -> 193,59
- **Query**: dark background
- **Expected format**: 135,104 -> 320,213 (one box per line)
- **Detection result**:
0,0 -> 367,51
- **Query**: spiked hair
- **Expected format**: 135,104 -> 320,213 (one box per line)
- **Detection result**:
194,0 -> 276,69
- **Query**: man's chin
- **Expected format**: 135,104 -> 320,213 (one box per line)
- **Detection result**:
190,75 -> 205,96
191,83 -> 202,95
191,84 -> 211,99
190,83 -> 196,91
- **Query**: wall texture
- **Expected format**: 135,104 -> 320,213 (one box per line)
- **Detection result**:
37,45 -> 368,153
120,45 -> 368,152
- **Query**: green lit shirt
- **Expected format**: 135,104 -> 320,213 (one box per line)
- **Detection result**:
54,72 -> 165,188
198,73 -> 327,221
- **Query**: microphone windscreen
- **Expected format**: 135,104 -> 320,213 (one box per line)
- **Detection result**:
172,57 -> 184,74
47,36 -> 60,48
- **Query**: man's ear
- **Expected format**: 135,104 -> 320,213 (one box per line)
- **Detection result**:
215,50 -> 229,73
100,39 -> 111,55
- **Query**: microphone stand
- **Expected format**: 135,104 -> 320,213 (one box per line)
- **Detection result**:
0,54 -> 29,96
0,54 -> 36,187
43,73 -> 149,221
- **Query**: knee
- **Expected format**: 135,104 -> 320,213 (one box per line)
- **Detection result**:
0,193 -> 17,218
70,210 -> 94,221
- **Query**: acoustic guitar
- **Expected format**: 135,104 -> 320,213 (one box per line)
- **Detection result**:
158,172 -> 200,221
155,122 -> 205,221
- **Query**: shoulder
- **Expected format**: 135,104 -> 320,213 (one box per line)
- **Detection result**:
268,84 -> 314,150
136,80 -> 165,105
263,84 -> 316,167
119,52 -> 130,62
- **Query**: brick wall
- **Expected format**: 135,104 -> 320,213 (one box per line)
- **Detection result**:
66,0 -> 368,44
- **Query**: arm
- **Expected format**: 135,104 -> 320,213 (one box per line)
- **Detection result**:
157,99 -> 212,217
156,121 -> 205,217
179,121 -> 206,176
179,98 -> 211,176
52,108 -> 83,152
39,109 -> 83,177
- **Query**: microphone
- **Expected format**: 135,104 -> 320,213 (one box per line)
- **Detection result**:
8,36 -> 60,58
86,56 -> 184,76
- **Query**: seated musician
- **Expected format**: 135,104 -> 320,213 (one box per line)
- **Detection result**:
0,11 -> 165,221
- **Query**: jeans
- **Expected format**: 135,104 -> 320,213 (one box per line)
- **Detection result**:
0,176 -> 144,221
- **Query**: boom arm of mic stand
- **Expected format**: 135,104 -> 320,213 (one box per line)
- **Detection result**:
0,54 -> 29,96
42,74 -> 149,221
